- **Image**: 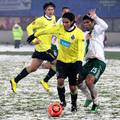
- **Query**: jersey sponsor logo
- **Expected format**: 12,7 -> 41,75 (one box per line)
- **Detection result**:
60,39 -> 70,48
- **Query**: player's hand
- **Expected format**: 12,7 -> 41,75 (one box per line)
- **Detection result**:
27,34 -> 36,44
88,9 -> 97,19
33,38 -> 41,45
75,15 -> 81,28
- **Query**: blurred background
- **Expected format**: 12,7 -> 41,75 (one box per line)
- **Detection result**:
0,1 -> 120,120
0,0 -> 120,46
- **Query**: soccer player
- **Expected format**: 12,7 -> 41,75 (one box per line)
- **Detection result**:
57,7 -> 71,24
10,2 -> 56,93
57,7 -> 81,28
77,9 -> 108,112
27,12 -> 85,112
39,6 -> 71,91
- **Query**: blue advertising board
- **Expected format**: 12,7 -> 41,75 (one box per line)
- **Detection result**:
0,0 -> 119,17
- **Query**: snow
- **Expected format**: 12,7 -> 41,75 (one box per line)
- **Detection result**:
0,45 -> 34,52
0,57 -> 120,120
0,45 -> 120,52
0,45 -> 120,120
104,47 -> 120,52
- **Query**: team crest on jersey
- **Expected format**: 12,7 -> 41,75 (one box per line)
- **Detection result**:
71,35 -> 75,40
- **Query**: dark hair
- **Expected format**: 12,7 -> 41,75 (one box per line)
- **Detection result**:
62,7 -> 70,11
62,12 -> 75,22
43,2 -> 56,10
83,15 -> 94,22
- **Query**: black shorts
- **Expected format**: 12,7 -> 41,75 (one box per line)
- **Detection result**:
56,60 -> 82,86
32,49 -> 56,62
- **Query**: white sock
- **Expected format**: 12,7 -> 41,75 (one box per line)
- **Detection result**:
93,97 -> 99,105
79,81 -> 92,100
91,86 -> 99,105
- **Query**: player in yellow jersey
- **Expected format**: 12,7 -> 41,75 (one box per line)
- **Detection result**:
39,6 -> 71,91
10,2 -> 56,93
27,12 -> 85,112
39,7 -> 82,92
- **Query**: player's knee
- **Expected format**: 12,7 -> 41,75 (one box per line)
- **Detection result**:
32,67 -> 38,72
27,66 -> 38,72
57,79 -> 64,86
85,74 -> 95,86
70,86 -> 77,93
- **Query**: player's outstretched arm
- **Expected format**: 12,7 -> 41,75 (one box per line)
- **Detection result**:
88,9 -> 108,31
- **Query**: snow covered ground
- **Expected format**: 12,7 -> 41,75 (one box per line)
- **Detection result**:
0,45 -> 34,52
0,55 -> 120,120
0,45 -> 120,119
0,45 -> 120,52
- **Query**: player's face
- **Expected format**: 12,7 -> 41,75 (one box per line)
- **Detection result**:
83,19 -> 94,30
45,6 -> 55,17
62,9 -> 70,16
63,18 -> 73,30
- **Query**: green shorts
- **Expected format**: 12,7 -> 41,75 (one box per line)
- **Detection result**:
80,58 -> 106,84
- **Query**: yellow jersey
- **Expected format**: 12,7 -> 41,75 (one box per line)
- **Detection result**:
26,15 -> 56,52
35,25 -> 85,63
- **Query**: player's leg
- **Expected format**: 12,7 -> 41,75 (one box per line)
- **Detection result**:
56,61 -> 67,108
77,62 -> 92,107
69,84 -> 78,112
85,74 -> 98,109
43,68 -> 56,82
40,68 -> 56,92
78,81 -> 92,107
85,59 -> 106,112
57,78 -> 66,108
69,61 -> 82,112
10,58 -> 43,93
39,49 -> 56,92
